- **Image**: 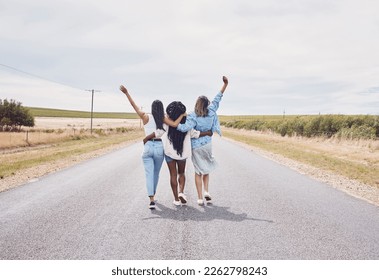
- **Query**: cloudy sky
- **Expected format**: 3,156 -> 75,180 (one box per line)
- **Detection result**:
1,0 -> 378,115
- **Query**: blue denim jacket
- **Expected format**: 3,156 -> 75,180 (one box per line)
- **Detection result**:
177,92 -> 223,149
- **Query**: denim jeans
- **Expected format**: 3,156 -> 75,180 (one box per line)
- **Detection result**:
142,141 -> 164,197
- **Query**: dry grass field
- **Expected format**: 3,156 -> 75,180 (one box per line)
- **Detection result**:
0,117 -> 143,191
0,117 -> 141,149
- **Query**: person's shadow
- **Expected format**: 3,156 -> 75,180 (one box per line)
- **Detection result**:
143,202 -> 273,223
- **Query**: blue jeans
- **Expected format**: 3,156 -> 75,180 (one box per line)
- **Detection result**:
142,141 -> 164,197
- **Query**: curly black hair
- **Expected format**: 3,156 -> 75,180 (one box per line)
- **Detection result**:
166,101 -> 188,157
151,100 -> 165,130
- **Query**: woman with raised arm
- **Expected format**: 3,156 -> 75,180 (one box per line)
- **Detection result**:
175,76 -> 228,205
119,85 -> 184,209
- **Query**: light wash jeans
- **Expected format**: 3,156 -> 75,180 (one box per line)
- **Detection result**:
142,140 -> 164,197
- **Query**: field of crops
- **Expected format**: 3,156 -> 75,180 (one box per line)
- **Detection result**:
28,107 -> 139,119
220,114 -> 379,140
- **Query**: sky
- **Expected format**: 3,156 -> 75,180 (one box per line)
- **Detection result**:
0,0 -> 378,115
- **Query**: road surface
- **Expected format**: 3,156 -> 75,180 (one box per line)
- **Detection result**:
0,137 -> 378,259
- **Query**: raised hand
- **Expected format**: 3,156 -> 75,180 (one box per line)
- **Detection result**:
119,85 -> 128,95
221,76 -> 228,93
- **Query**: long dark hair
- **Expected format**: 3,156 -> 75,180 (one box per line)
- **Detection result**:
166,101 -> 188,157
151,100 -> 165,130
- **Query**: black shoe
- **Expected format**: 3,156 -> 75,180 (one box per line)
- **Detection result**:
149,201 -> 156,209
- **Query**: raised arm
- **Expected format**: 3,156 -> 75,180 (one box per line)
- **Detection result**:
164,113 -> 186,128
208,76 -> 228,113
220,76 -> 228,94
119,85 -> 148,124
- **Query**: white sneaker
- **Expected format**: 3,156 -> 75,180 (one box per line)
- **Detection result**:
197,199 -> 204,206
204,192 -> 212,201
178,192 -> 187,204
173,200 -> 181,206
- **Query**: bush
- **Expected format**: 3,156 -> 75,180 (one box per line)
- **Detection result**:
0,99 -> 35,131
221,115 -> 378,140
336,125 -> 376,140
116,127 -> 130,133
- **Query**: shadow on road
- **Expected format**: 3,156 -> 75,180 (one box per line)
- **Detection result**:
142,202 -> 273,223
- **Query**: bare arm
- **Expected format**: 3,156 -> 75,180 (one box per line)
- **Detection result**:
143,132 -> 155,144
119,85 -> 148,124
220,76 -> 228,94
164,113 -> 186,127
190,129 -> 213,138
199,130 -> 213,137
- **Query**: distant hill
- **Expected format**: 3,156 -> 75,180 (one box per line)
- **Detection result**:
27,107 -> 139,119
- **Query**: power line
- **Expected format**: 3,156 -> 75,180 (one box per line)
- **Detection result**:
0,63 -> 110,132
0,62 -> 85,92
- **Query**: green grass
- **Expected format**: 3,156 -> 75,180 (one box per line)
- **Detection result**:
220,114 -> 379,140
219,114 -> 308,122
27,107 -> 139,119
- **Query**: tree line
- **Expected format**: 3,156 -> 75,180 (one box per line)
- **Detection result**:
0,99 -> 35,131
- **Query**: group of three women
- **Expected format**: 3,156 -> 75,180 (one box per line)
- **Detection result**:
119,76 -> 228,209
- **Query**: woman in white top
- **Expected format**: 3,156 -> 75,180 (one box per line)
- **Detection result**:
119,85 -> 185,209
144,101 -> 212,206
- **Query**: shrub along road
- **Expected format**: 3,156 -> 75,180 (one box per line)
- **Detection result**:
0,137 -> 378,259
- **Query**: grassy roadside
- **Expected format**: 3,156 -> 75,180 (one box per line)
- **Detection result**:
222,128 -> 379,188
0,129 -> 144,179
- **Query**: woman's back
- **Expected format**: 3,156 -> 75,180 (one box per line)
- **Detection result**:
143,113 -> 157,136
177,91 -> 223,149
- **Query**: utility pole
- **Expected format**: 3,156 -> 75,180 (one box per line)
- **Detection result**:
86,89 -> 101,134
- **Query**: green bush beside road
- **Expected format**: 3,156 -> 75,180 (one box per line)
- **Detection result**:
220,115 -> 379,140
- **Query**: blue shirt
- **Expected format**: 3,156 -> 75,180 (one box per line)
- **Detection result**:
177,92 -> 223,149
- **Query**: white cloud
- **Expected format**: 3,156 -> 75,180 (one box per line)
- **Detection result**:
1,0 -> 378,115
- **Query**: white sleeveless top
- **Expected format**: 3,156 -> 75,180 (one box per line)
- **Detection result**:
156,124 -> 200,160
143,113 -> 157,136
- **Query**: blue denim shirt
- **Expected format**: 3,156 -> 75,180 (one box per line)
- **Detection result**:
177,92 -> 223,149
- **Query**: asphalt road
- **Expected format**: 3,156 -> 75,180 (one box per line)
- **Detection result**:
0,137 -> 378,260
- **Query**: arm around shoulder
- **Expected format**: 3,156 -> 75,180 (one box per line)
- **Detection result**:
177,113 -> 197,132
164,113 -> 186,128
